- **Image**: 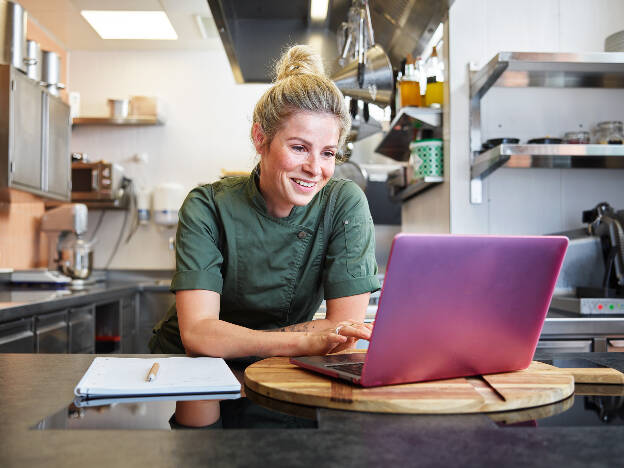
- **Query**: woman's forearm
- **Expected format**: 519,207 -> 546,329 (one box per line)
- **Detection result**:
181,318 -> 307,358
268,319 -> 335,333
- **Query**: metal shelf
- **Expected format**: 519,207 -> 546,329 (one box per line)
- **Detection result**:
472,144 -> 624,178
469,51 -> 624,204
470,144 -> 624,203
389,176 -> 443,203
72,116 -> 165,126
470,52 -> 624,99
375,107 -> 442,161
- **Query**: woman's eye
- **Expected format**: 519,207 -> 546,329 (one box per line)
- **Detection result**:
322,151 -> 335,158
292,145 -> 305,152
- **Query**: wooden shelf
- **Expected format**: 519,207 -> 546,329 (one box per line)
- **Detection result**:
72,116 -> 164,126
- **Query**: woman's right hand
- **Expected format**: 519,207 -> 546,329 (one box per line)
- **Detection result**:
295,320 -> 372,355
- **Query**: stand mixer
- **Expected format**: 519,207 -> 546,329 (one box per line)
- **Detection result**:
42,204 -> 95,281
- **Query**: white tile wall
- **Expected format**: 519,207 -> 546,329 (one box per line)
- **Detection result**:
69,49 -> 269,269
449,0 -> 624,235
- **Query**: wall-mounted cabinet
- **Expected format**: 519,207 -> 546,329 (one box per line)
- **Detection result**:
469,52 -> 624,204
0,65 -> 71,201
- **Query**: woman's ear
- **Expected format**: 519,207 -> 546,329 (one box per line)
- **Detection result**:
251,123 -> 265,154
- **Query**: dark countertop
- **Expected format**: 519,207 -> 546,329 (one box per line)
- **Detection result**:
0,278 -> 171,322
1,352 -> 624,467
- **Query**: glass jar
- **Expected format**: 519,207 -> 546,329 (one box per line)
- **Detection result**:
563,131 -> 590,144
593,121 -> 624,144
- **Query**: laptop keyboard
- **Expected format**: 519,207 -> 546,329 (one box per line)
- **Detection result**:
326,362 -> 364,376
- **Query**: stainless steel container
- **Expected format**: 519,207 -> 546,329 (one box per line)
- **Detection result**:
41,50 -> 61,95
24,39 -> 41,81
58,237 -> 94,280
108,99 -> 129,118
0,1 -> 27,72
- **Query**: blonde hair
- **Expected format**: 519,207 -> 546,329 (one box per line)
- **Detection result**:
252,45 -> 351,161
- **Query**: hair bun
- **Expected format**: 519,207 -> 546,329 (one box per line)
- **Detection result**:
275,45 -> 325,81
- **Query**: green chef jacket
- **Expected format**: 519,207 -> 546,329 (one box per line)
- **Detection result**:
149,172 -> 380,354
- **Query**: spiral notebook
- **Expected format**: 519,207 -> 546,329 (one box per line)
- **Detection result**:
74,357 -> 241,398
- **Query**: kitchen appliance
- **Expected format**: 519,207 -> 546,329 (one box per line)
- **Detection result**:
41,204 -> 93,279
10,205 -> 95,286
153,182 -> 186,228
208,0 -> 450,84
71,160 -> 125,203
24,39 -> 41,81
550,202 -> 624,315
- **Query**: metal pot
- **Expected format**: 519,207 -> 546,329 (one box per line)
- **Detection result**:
58,237 -> 94,279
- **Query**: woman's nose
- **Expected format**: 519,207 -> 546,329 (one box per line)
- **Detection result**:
303,154 -> 322,176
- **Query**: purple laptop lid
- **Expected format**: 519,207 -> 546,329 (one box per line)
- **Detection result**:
360,234 -> 568,387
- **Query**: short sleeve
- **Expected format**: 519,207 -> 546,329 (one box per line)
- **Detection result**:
170,186 -> 224,293
323,180 -> 381,299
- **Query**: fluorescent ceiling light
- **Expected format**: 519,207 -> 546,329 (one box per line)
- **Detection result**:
81,10 -> 178,40
310,0 -> 329,21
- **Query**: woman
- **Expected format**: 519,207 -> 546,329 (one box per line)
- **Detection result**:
150,45 -> 380,358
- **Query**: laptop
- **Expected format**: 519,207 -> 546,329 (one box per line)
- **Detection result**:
290,234 -> 568,387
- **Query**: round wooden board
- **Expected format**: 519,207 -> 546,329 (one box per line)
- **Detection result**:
244,358 -> 575,414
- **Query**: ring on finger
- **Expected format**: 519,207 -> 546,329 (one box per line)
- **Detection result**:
335,325 -> 344,335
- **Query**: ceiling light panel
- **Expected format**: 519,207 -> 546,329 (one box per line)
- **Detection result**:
81,10 -> 178,40
310,0 -> 329,21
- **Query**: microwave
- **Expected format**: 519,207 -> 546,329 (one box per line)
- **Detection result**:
71,161 -> 124,201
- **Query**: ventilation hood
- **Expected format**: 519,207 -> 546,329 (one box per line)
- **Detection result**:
207,0 -> 453,84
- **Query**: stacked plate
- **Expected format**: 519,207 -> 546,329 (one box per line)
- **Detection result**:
605,30 -> 624,52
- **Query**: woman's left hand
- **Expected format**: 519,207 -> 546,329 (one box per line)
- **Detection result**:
329,319 -> 373,353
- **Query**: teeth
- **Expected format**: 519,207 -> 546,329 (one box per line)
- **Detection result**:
293,179 -> 315,188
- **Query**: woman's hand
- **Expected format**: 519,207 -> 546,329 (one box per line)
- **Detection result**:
330,319 -> 373,353
296,319 -> 372,356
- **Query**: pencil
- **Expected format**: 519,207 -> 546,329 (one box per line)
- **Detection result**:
146,362 -> 160,382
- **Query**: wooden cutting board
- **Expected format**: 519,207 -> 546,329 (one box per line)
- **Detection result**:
531,360 -> 624,384
244,357 -> 575,414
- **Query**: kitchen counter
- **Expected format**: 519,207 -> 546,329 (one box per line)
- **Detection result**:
1,352 -> 623,467
0,278 -> 170,322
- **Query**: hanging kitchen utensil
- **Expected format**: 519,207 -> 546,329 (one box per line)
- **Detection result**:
331,0 -> 393,107
332,44 -> 393,106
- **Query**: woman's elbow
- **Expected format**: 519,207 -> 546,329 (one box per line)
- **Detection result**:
180,320 -> 221,357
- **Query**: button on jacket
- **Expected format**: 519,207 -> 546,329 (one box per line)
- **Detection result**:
150,172 -> 380,354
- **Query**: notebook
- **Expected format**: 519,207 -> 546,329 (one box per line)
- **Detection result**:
73,392 -> 242,408
291,234 -> 568,387
74,357 -> 241,398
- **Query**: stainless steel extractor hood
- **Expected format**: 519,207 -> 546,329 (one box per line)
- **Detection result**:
207,0 -> 453,84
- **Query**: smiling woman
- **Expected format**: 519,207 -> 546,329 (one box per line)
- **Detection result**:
149,45 -> 380,359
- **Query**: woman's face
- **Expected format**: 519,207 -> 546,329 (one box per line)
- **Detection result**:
255,111 -> 340,218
